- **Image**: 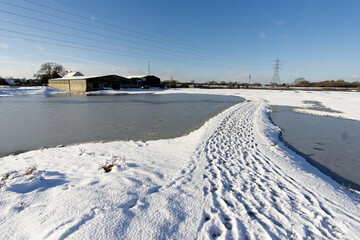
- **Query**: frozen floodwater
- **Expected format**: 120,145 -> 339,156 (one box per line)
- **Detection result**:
271,106 -> 360,190
0,93 -> 242,156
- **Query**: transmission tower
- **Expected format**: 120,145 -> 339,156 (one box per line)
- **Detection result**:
271,57 -> 281,85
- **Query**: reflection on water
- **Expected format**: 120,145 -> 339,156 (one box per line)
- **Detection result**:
271,106 -> 360,190
0,93 -> 242,156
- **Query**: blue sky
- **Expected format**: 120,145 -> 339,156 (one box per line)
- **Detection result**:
0,0 -> 359,83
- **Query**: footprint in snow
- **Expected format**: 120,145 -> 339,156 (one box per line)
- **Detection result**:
222,215 -> 232,230
204,212 -> 211,221
203,186 -> 209,196
209,225 -> 222,238
121,198 -> 139,209
147,186 -> 161,194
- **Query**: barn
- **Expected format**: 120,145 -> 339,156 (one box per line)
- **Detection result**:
128,75 -> 161,88
48,72 -> 138,92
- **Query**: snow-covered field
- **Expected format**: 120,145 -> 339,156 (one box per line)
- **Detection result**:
161,88 -> 360,121
0,87 -> 359,239
0,86 -> 64,96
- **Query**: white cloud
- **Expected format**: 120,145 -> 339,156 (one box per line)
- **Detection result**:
259,33 -> 266,39
276,21 -> 285,26
0,41 -> 9,49
311,62 -> 318,66
349,74 -> 360,80
90,16 -> 96,21
0,60 -> 42,78
0,55 -> 12,60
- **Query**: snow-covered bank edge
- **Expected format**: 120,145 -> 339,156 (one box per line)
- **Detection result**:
157,88 -> 360,121
0,86 -> 64,97
100,88 -> 360,121
256,100 -> 360,196
1,87 -> 359,121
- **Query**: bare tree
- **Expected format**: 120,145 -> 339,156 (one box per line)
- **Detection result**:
294,77 -> 306,85
34,62 -> 66,85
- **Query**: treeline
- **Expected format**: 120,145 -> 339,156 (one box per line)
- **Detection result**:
0,77 -> 40,86
162,80 -> 261,88
294,78 -> 360,88
203,81 -> 262,88
0,77 -> 9,85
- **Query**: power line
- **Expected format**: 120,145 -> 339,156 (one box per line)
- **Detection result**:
0,19 -> 234,64
0,9 -> 270,67
0,29 -> 269,70
24,0 -> 210,53
0,33 -> 209,66
0,9 -> 211,61
25,0 -> 268,61
0,0 -> 271,63
0,31 -> 270,76
0,10 -> 271,68
0,29 -> 213,66
1,1 -> 227,59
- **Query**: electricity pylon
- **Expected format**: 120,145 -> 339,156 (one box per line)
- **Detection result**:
271,57 -> 281,85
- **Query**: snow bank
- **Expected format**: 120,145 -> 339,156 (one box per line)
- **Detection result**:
0,86 -> 64,97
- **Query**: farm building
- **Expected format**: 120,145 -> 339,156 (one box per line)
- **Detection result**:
48,73 -> 138,92
128,75 -> 161,88
64,71 -> 84,77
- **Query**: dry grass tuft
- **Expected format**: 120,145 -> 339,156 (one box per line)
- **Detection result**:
341,182 -> 360,201
23,165 -> 37,176
101,159 -> 117,173
1,172 -> 9,182
0,172 -> 10,188
79,148 -> 86,156
101,156 -> 126,173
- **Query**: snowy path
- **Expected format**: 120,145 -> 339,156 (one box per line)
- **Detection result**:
122,100 -> 359,239
196,100 -> 357,239
1,98 -> 359,239
109,100 -> 360,239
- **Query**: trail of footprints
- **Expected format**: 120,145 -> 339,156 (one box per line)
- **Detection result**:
199,101 -> 345,239
51,101 -> 351,239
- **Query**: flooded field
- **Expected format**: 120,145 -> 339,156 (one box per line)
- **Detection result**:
0,93 -> 242,156
271,106 -> 360,190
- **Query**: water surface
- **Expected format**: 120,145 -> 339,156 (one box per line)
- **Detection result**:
271,106 -> 360,190
0,93 -> 242,156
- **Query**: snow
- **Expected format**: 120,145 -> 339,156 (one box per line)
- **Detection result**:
0,87 -> 359,239
90,88 -> 360,121
0,86 -> 63,97
64,72 -> 84,77
158,88 -> 360,121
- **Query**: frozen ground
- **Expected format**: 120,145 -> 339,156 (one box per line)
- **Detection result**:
0,88 -> 359,239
